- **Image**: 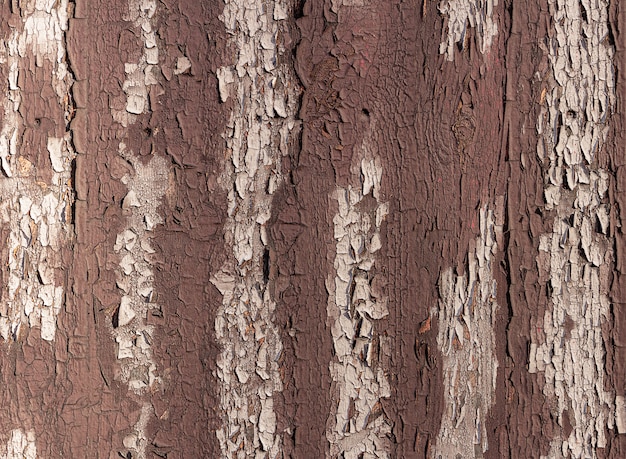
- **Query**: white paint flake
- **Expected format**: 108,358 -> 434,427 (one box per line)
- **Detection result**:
615,395 -> 626,434
212,1 -> 299,457
0,0 -> 75,342
439,0 -> 498,61
435,204 -> 502,458
0,429 -> 36,459
530,0 -> 616,457
327,154 -> 391,458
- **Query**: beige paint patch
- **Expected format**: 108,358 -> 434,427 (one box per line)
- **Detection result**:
213,0 -> 299,457
530,0 -> 616,456
0,429 -> 36,459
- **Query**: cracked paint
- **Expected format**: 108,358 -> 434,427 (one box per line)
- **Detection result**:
212,0 -> 299,457
111,146 -> 168,459
0,0 -> 621,457
438,0 -> 498,61
327,152 -> 391,458
0,429 -> 36,459
113,0 -> 161,127
529,0 -> 616,456
435,203 -> 502,458
0,0 -> 75,342
109,0 -> 166,457
112,145 -> 167,397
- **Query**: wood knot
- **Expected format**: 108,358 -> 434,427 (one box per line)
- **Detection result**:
452,106 -> 476,152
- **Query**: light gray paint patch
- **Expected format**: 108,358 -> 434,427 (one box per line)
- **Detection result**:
530,0 -> 616,457
212,0 -> 299,457
327,154 -> 391,458
438,0 -> 498,61
434,204 -> 502,458
0,0 -> 75,342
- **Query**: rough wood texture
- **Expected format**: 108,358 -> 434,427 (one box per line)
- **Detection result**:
0,0 -> 624,458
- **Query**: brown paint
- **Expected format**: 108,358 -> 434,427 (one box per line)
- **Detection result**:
279,0 -> 507,455
63,3 -> 137,456
134,1 -> 231,456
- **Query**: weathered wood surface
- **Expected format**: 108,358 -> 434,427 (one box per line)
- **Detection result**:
0,0 -> 624,458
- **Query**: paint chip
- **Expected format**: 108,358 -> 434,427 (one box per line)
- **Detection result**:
173,56 -> 191,75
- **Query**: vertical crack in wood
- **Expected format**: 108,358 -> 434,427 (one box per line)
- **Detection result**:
529,0 -> 616,456
212,0 -> 299,457
435,203 -> 503,458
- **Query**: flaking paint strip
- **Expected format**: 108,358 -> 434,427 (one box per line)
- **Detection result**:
326,136 -> 392,458
110,1 -> 166,458
0,0 -> 75,342
434,204 -> 501,458
112,144 -> 167,393
529,0 -> 616,456
212,0 -> 299,457
113,0 -> 161,127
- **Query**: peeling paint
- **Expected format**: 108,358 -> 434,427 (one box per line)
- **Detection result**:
113,0 -> 161,127
110,1 -> 166,457
435,204 -> 502,458
530,0 -> 616,456
615,395 -> 626,434
121,402 -> 153,458
212,0 -> 299,457
112,144 -> 167,399
0,0 -> 75,341
327,152 -> 391,458
438,0 -> 498,61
